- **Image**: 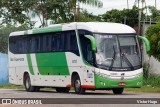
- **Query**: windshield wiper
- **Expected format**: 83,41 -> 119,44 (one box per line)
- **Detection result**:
109,46 -> 116,70
122,53 -> 134,70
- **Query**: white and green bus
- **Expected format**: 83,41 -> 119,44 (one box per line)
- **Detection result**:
8,22 -> 150,94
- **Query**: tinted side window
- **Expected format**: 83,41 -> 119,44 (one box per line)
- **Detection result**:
9,30 -> 80,55
78,30 -> 94,64
65,31 -> 79,56
9,36 -> 23,54
9,36 -> 17,54
71,31 -> 79,55
23,37 -> 30,53
30,37 -> 36,53
42,34 -> 52,52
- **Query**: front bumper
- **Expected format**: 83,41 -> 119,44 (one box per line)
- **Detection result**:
95,74 -> 143,88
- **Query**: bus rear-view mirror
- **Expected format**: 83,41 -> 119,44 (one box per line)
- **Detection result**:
138,36 -> 150,52
84,35 -> 97,51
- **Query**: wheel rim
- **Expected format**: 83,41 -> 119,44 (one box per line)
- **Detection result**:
26,77 -> 30,89
75,79 -> 81,92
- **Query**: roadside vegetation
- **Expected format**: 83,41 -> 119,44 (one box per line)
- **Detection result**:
125,75 -> 160,93
125,63 -> 160,93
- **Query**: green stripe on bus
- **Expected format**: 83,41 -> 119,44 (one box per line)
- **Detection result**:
35,52 -> 69,75
32,25 -> 62,34
26,54 -> 34,75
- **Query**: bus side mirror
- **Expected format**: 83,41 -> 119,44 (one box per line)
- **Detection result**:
84,35 -> 97,51
138,36 -> 150,52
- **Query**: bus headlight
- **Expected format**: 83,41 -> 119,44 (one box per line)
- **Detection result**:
135,72 -> 143,77
95,71 -> 100,76
95,71 -> 110,78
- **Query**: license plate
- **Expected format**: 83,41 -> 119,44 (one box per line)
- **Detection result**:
118,82 -> 126,86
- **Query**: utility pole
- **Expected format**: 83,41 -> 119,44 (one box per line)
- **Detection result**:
137,0 -> 141,35
77,3 -> 80,22
73,3 -> 80,22
127,0 -> 129,9
138,0 -> 140,9
155,0 -> 157,9
138,10 -> 141,35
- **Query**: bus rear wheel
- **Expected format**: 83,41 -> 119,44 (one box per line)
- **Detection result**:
56,87 -> 70,93
112,88 -> 124,94
24,74 -> 36,92
73,75 -> 85,94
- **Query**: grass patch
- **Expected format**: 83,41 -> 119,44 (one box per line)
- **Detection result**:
125,87 -> 160,93
0,84 -> 24,89
143,75 -> 160,87
125,74 -> 160,93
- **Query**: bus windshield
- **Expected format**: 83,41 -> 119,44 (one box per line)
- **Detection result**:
94,33 -> 141,71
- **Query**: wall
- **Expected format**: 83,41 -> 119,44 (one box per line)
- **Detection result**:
0,53 -> 8,84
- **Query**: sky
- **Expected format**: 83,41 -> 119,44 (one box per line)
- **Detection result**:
80,0 -> 160,15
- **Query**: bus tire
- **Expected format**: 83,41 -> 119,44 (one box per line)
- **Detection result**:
56,87 -> 70,93
112,88 -> 124,94
73,75 -> 85,94
24,74 -> 36,92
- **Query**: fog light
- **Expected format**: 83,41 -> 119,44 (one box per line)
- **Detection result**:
137,82 -> 142,85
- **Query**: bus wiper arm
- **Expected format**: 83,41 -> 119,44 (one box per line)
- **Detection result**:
110,46 -> 116,70
122,54 -> 134,69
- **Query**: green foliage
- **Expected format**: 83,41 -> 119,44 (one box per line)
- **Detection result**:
143,74 -> 160,87
0,0 -> 103,27
146,22 -> 160,61
102,9 -> 123,23
0,25 -> 28,53
148,6 -> 160,22
0,0 -> 31,25
101,6 -> 139,27
79,9 -> 102,22
143,62 -> 149,79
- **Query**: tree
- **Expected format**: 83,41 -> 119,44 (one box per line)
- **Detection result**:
101,9 -> 123,23
0,25 -> 28,53
145,21 -> 160,61
101,6 -> 139,27
121,6 -> 139,27
79,9 -> 102,22
0,0 -> 30,25
148,6 -> 160,22
0,0 -> 103,27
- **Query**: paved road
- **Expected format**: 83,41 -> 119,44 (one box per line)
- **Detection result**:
0,89 -> 160,98
0,89 -> 160,107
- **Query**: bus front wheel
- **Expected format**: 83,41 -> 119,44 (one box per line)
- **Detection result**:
24,74 -> 36,92
73,75 -> 85,94
112,88 -> 124,94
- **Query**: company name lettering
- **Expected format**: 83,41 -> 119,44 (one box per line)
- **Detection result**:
10,57 -> 24,61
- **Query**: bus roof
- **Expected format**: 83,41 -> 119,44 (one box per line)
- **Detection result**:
9,22 -> 136,36
76,22 -> 136,34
